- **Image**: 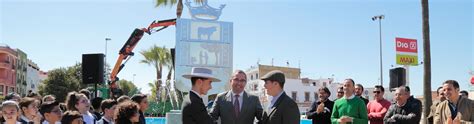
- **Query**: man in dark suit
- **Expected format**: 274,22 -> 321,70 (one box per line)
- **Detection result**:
261,70 -> 300,124
181,67 -> 221,124
306,87 -> 334,124
210,70 -> 263,124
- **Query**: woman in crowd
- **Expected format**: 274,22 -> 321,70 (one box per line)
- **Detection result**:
131,94 -> 148,124
61,111 -> 83,124
18,97 -> 41,124
1,101 -> 21,124
114,101 -> 140,124
65,92 -> 95,124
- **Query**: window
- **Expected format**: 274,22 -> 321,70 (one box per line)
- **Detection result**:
251,75 -> 253,80
292,91 -> 297,102
253,84 -> 258,91
9,87 -> 14,94
314,92 -> 319,102
305,92 -> 310,102
256,73 -> 259,79
0,85 -> 3,96
5,56 -> 10,63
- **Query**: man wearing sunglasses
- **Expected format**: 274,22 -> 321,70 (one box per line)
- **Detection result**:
210,70 -> 263,124
367,85 -> 391,124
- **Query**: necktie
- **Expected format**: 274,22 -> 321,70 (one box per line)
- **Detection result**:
234,94 -> 240,117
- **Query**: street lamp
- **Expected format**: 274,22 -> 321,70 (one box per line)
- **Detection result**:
133,74 -> 136,83
105,37 -> 111,83
372,15 -> 384,86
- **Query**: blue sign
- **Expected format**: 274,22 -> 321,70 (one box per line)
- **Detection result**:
175,1 -> 233,94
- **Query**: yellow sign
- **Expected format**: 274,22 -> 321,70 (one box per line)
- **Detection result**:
396,54 -> 418,66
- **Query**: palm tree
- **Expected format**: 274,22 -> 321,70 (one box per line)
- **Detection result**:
148,82 -> 158,101
421,0 -> 432,121
140,45 -> 172,101
155,0 -> 205,18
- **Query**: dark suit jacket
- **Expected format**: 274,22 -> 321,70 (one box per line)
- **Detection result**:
210,91 -> 263,124
262,92 -> 300,124
358,96 -> 369,105
182,91 -> 213,124
306,100 -> 334,124
383,96 -> 422,124
138,111 -> 145,124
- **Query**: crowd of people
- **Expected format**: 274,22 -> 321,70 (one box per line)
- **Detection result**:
0,66 -> 472,124
181,67 -> 474,124
0,89 -> 149,124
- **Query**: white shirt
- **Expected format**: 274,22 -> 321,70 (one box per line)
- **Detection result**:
344,94 -> 355,100
97,117 -> 114,124
20,115 -> 33,123
82,111 -> 96,124
2,122 -> 21,124
42,121 -> 61,124
231,91 -> 244,111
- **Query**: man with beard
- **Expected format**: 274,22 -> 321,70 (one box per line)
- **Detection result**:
210,70 -> 263,124
427,86 -> 446,124
355,84 -> 369,105
306,87 -> 334,124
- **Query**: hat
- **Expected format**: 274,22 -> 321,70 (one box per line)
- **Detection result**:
260,70 -> 285,83
183,67 -> 221,82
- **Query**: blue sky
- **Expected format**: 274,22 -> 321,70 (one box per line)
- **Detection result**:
1,0 -> 472,96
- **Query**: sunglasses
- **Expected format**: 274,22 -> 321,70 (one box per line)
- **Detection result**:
232,78 -> 247,83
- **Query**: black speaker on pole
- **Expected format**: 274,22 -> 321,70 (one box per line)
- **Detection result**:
82,54 -> 105,84
170,48 -> 175,67
389,67 -> 406,91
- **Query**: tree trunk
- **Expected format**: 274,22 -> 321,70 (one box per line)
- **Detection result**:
422,0 -> 432,122
156,66 -> 162,101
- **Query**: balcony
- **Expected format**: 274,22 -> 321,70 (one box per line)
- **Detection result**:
0,63 -> 9,68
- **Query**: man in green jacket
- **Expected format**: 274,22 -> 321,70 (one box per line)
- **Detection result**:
331,78 -> 368,124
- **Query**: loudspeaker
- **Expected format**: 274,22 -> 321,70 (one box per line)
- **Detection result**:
170,48 -> 175,67
82,54 -> 105,84
389,67 -> 406,90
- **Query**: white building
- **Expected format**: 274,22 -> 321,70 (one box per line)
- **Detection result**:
26,59 -> 40,93
245,64 -> 342,113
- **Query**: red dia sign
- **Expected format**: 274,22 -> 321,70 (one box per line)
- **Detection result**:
471,76 -> 474,85
396,37 -> 417,53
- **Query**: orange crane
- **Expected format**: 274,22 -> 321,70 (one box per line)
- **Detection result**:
108,18 -> 176,98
